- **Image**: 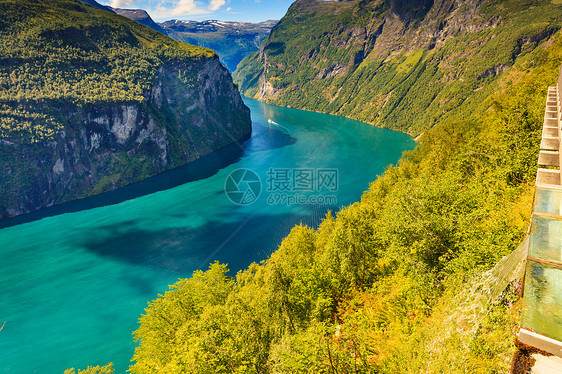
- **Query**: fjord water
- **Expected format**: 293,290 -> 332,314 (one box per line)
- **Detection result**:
0,98 -> 415,373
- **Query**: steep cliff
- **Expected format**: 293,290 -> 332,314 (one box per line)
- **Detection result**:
129,15 -> 562,374
0,0 -> 251,220
234,0 -> 562,134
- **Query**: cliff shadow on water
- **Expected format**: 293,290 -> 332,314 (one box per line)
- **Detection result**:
79,211 -> 309,275
0,124 -> 296,230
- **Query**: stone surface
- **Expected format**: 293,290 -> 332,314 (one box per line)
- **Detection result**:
530,354 -> 562,374
0,57 -> 251,220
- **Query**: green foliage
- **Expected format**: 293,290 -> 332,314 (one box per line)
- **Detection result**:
131,262 -> 238,373
0,0 -> 215,143
0,104 -> 63,143
64,363 -> 114,374
234,0 -> 562,136
128,17 -> 562,374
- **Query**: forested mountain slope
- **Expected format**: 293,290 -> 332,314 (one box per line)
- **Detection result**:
65,0 -> 562,372
80,0 -> 276,72
0,0 -> 251,219
234,0 -> 562,135
126,29 -> 561,373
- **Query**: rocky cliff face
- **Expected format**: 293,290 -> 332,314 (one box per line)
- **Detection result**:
0,0 -> 253,221
0,57 -> 250,220
234,0 -> 562,134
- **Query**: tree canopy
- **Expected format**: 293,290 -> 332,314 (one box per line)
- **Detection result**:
0,0 -> 215,143
125,29 -> 562,372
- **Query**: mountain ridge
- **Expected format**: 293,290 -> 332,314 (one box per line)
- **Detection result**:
79,0 -> 277,72
112,7 -> 167,34
79,0 -> 167,34
234,0 -> 562,135
161,19 -> 277,71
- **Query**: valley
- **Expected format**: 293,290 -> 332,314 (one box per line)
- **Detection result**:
1,0 -> 561,373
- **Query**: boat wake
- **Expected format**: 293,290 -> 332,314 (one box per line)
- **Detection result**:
267,119 -> 291,135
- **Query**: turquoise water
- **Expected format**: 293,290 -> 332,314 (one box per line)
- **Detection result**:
0,98 -> 415,373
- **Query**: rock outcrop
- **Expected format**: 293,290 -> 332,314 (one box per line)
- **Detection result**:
234,0 -> 562,134
0,57 -> 251,220
0,0 -> 251,220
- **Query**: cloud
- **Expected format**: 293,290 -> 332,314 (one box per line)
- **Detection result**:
171,0 -> 198,15
109,0 -> 136,7
104,0 -> 229,18
147,0 -> 209,17
208,0 -> 226,11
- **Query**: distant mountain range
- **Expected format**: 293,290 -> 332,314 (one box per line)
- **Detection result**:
79,0 -> 277,72
161,19 -> 277,71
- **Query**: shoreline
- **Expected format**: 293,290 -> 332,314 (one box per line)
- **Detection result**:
0,133 -> 250,229
242,94 -> 421,140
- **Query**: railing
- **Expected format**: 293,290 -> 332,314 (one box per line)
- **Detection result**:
518,73 -> 562,356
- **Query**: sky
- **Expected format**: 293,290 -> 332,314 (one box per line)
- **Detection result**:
98,0 -> 294,22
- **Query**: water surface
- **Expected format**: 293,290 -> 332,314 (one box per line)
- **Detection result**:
0,98 -> 415,373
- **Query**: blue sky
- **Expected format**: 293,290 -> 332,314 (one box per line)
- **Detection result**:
98,0 -> 293,22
